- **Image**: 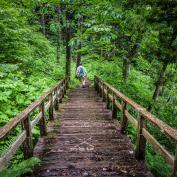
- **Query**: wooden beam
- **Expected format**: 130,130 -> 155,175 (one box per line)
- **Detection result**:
39,102 -> 47,136
125,111 -> 138,128
31,112 -> 42,129
49,93 -> 54,120
135,115 -> 146,160
22,115 -> 33,159
120,101 -> 127,134
0,131 -> 26,170
142,128 -> 174,166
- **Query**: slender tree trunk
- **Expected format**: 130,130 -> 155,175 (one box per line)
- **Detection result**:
66,28 -> 71,79
56,42 -> 60,63
56,6 -> 61,63
122,44 -> 138,82
76,43 -> 81,69
76,16 -> 83,70
41,4 -> 46,36
123,59 -> 130,82
148,62 -> 168,112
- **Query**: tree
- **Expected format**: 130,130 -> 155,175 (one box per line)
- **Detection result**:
140,0 -> 177,111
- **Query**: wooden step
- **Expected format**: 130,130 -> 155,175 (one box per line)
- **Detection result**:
33,84 -> 153,177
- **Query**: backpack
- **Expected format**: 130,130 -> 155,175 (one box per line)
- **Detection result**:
78,66 -> 85,77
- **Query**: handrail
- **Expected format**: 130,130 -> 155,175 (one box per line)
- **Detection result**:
94,76 -> 177,177
0,77 -> 69,170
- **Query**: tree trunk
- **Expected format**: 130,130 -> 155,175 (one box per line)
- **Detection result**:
76,16 -> 83,70
66,27 -> 71,79
123,59 -> 130,82
148,62 -> 168,112
122,43 -> 138,82
40,4 -> 46,36
56,6 -> 61,63
76,43 -> 81,69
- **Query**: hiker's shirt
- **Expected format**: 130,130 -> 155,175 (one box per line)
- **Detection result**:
76,66 -> 87,77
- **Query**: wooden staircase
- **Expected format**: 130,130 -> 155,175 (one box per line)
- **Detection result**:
33,83 -> 152,177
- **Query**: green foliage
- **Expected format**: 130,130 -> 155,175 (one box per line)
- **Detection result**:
0,157 -> 41,177
146,145 -> 172,177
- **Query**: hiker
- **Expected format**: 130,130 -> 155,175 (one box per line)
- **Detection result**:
76,63 -> 87,87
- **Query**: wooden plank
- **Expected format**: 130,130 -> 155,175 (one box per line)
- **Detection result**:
141,111 -> 177,141
108,93 -> 122,111
22,115 -> 33,159
31,112 -> 42,129
125,111 -> 138,128
115,101 -> 122,111
108,94 -> 113,102
53,94 -> 57,102
45,100 -> 51,112
0,131 -> 26,170
39,102 -> 47,136
49,93 -> 54,120
106,88 -> 110,109
102,84 -> 106,102
120,101 -> 127,134
0,79 -> 65,141
112,94 -> 117,119
142,128 -> 174,166
54,88 -> 60,110
135,115 -> 146,160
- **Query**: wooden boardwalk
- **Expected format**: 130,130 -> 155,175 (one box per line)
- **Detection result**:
34,83 -> 152,177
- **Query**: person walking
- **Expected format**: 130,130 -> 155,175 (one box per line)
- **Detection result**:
76,63 -> 87,87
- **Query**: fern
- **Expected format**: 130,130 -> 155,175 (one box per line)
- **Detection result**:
0,135 -> 20,157
0,157 -> 41,177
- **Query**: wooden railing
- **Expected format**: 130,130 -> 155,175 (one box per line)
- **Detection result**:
0,77 -> 69,170
94,76 -> 177,177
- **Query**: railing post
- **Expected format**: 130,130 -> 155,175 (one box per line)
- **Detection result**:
99,82 -> 102,97
135,114 -> 146,160
62,85 -> 65,98
49,93 -> 54,120
173,144 -> 177,177
55,87 -> 59,111
22,115 -> 33,159
94,77 -> 97,91
66,77 -> 69,89
102,84 -> 106,102
97,80 -> 100,94
106,87 -> 110,109
64,79 -> 67,94
112,93 -> 117,119
59,88 -> 62,103
120,101 -> 127,134
39,102 -> 47,136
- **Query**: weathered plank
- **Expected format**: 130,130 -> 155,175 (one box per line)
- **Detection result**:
125,110 -> 138,128
39,102 -> 47,136
142,128 -> 174,166
0,131 -> 26,170
22,115 -> 33,159
120,101 -> 127,134
31,112 -> 42,129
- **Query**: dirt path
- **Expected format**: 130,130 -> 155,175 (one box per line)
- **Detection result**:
34,83 -> 152,177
